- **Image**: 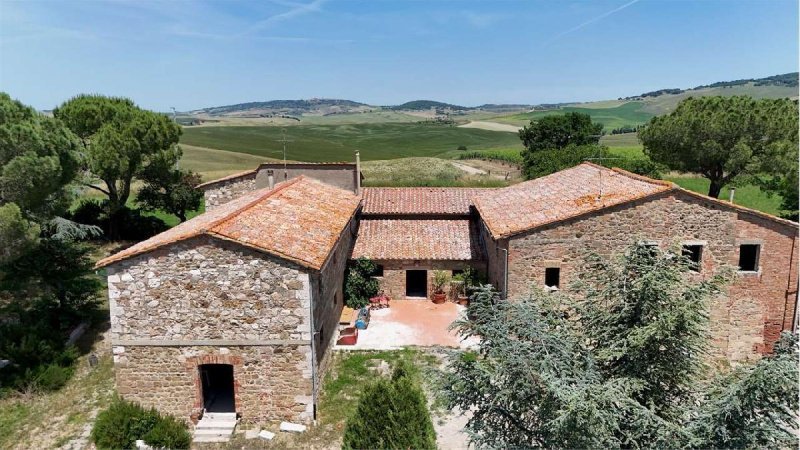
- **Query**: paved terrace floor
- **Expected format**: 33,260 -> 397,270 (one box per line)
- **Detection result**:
338,301 -> 478,350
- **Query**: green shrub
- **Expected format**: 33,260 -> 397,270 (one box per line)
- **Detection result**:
143,415 -> 192,449
457,148 -> 524,165
92,397 -> 190,450
342,362 -> 436,449
523,144 -> 607,179
457,145 -> 468,151
31,363 -> 74,392
344,257 -> 380,309
69,201 -> 169,241
607,157 -> 663,179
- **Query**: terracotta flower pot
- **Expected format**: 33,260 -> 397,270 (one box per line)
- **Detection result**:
432,292 -> 447,304
457,296 -> 469,306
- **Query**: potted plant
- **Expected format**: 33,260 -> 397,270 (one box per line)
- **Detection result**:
458,267 -> 483,306
431,270 -> 450,304
450,273 -> 469,305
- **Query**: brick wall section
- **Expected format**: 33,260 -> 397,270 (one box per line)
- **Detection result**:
373,260 -> 486,299
106,236 -> 315,423
500,191 -> 797,364
202,173 -> 257,210
732,214 -> 798,355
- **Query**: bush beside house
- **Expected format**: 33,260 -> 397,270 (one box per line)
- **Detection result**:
91,397 -> 191,450
342,361 -> 436,449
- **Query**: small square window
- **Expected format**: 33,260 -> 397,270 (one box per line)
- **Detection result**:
372,265 -> 384,277
545,267 -> 560,289
738,244 -> 760,272
682,245 -> 703,272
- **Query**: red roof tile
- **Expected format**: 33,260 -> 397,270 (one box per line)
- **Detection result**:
362,187 -> 488,215
352,219 -> 483,261
474,162 -> 674,238
96,176 -> 361,270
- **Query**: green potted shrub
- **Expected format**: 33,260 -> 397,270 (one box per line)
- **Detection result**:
431,270 -> 450,304
345,257 -> 380,309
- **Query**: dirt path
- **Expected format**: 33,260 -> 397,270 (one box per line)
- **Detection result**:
451,161 -> 487,175
458,121 -> 521,133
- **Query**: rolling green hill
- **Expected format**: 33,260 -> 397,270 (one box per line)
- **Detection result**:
180,122 -> 523,162
493,101 -> 654,130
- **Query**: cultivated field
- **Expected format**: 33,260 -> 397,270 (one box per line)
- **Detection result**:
180,122 -> 524,162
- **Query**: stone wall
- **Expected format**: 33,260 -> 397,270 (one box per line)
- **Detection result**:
107,235 -> 315,424
255,164 -> 359,193
374,260 -> 486,300
114,345 -> 313,424
503,191 -> 798,364
202,173 -> 257,210
479,221 -> 506,297
311,214 -> 359,388
107,236 -> 311,342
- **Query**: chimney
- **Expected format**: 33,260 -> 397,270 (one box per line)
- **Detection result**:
267,170 -> 275,190
355,150 -> 362,195
729,187 -> 735,203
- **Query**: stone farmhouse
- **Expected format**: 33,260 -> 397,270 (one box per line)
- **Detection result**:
97,161 -> 798,426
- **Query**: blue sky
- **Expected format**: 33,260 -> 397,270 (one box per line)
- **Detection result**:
1,0 -> 797,111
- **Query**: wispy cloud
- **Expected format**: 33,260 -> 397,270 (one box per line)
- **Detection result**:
239,0 -> 327,37
543,0 -> 640,46
462,11 -> 507,29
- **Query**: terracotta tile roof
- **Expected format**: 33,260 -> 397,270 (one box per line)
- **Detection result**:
352,219 -> 483,261
474,162 -> 674,239
362,187 -> 488,215
195,169 -> 257,189
96,176 -> 361,270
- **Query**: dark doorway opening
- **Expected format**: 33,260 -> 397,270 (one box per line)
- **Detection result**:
199,364 -> 235,413
406,270 -> 427,298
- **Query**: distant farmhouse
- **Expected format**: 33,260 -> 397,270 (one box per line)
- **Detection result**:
97,160 -> 798,427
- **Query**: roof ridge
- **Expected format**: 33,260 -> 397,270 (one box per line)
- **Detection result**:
206,176 -> 305,234
196,169 -> 257,189
610,166 -> 674,187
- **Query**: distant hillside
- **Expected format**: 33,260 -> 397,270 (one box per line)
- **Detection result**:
389,100 -> 468,111
189,98 -> 371,117
490,72 -> 799,131
476,104 -> 534,112
626,72 -> 798,100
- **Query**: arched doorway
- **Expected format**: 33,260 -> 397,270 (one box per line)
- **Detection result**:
199,364 -> 235,413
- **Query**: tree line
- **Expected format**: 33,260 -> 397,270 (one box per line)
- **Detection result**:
518,96 -> 799,220
0,93 -> 203,393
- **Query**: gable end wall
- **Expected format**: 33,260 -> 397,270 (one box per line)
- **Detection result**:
503,191 -> 797,364
107,236 -> 315,424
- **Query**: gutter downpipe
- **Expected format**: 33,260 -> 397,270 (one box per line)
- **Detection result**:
308,274 -> 318,424
786,234 -> 798,332
355,151 -> 361,195
500,245 -> 509,299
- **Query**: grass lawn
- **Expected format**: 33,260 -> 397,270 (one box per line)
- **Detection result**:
600,132 -> 640,147
666,176 -> 782,216
0,327 -> 115,450
180,123 -> 523,162
220,349 -> 443,449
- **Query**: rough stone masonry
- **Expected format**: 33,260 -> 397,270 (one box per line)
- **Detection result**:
108,236 -> 315,424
